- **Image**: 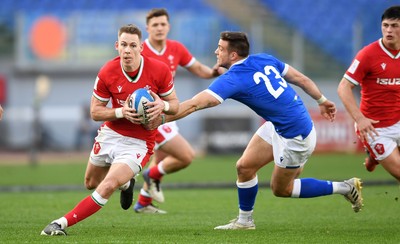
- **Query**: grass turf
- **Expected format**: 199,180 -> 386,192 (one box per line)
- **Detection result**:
1,186 -> 400,243
0,153 -> 396,186
0,153 -> 399,243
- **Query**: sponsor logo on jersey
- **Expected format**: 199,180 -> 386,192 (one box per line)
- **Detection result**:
381,63 -> 386,70
117,85 -> 122,92
376,78 -> 400,85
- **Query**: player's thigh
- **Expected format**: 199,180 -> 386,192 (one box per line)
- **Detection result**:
270,165 -> 301,195
380,146 -> 400,180
97,163 -> 134,198
159,133 -> 195,162
84,160 -> 109,188
237,133 -> 273,178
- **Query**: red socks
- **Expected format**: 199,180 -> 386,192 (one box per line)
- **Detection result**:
148,166 -> 164,181
64,195 -> 102,227
137,194 -> 153,207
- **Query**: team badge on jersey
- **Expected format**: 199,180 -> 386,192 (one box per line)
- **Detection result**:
374,143 -> 385,155
94,142 -> 101,154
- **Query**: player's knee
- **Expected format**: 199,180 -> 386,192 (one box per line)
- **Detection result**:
390,170 -> 400,182
270,183 -> 291,197
235,159 -> 255,178
179,148 -> 195,166
98,179 -> 119,193
85,179 -> 97,190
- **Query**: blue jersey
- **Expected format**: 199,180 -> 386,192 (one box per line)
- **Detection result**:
207,53 -> 313,139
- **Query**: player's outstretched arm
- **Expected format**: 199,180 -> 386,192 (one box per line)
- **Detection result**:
143,90 -> 220,130
167,90 -> 220,122
284,65 -> 336,121
187,61 -> 225,79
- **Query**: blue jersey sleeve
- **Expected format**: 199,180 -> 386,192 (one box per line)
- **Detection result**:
207,73 -> 239,102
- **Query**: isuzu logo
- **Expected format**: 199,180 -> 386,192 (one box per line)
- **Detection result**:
376,78 -> 400,85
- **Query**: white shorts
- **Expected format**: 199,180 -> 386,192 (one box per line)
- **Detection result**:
360,121 -> 400,161
154,121 -> 179,150
256,121 -> 316,168
89,125 -> 152,175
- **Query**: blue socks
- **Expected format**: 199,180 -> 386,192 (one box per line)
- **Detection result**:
295,178 -> 333,198
237,176 -> 258,211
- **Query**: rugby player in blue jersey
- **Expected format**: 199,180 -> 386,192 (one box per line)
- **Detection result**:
148,31 -> 363,230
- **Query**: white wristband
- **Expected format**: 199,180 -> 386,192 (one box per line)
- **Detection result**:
115,107 -> 123,118
163,101 -> 170,112
317,95 -> 327,105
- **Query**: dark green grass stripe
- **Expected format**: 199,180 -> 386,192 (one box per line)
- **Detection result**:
0,179 -> 397,192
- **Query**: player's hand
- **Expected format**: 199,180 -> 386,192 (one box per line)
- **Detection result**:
143,114 -> 163,130
319,100 -> 336,122
143,91 -> 164,121
122,96 -> 142,124
355,117 -> 379,142
211,63 -> 227,77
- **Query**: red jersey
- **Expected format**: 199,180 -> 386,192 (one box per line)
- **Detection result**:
92,55 -> 174,147
344,38 -> 400,128
142,39 -> 195,77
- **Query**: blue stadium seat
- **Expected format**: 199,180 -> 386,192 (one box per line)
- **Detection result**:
260,0 -> 400,65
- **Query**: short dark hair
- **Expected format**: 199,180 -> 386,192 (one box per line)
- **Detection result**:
220,31 -> 250,57
146,8 -> 170,24
118,24 -> 142,40
382,6 -> 400,21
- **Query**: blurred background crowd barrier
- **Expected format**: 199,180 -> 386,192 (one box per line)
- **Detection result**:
0,0 -> 397,155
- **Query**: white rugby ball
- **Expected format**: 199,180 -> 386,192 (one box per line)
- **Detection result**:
129,88 -> 154,124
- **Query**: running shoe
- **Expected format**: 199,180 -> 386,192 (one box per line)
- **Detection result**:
344,177 -> 363,212
120,178 -> 135,210
142,169 -> 165,203
40,222 -> 67,236
134,202 -> 167,214
214,217 -> 255,230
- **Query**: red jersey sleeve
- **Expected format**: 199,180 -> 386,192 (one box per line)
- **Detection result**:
344,45 -> 371,86
173,41 -> 195,68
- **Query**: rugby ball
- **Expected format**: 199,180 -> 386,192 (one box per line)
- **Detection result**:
129,88 -> 154,124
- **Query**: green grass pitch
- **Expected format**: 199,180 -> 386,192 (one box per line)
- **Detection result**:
0,153 -> 399,243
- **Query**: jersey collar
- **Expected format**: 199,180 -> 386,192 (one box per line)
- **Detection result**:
120,56 -> 144,83
231,57 -> 248,68
145,39 -> 166,56
379,38 -> 400,59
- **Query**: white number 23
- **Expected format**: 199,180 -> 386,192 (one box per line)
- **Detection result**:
253,65 -> 287,99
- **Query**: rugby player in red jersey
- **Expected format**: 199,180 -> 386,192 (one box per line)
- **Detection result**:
338,6 -> 400,178
41,24 -> 179,236
134,8 -> 224,213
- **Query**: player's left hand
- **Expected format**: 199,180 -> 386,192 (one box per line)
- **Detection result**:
143,114 -> 163,130
143,90 -> 164,121
319,100 -> 336,122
